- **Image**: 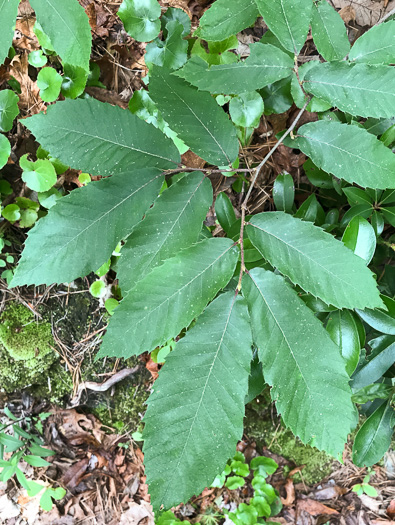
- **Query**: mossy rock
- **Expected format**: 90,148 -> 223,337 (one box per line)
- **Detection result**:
245,397 -> 334,485
0,303 -> 71,402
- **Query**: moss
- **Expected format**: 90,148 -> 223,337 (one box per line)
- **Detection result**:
86,357 -> 150,432
0,303 -> 71,402
245,396 -> 334,485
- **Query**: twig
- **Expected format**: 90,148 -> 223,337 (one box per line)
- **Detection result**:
375,6 -> 395,25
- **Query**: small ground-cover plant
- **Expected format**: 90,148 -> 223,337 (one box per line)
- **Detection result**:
0,0 -> 394,513
0,406 -> 65,511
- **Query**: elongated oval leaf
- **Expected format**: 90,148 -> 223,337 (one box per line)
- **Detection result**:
149,67 -> 239,165
326,310 -> 362,376
342,216 -> 376,265
304,62 -> 395,119
215,192 -> 237,234
0,0 -> 19,66
351,340 -> 395,390
176,44 -> 294,95
246,212 -> 382,309
29,0 -> 92,72
144,292 -> 252,510
10,169 -> 163,286
243,269 -> 354,456
118,172 -> 213,293
352,402 -> 394,467
349,21 -> 395,65
0,90 -> 19,132
356,295 -> 395,335
24,98 -> 180,173
254,0 -> 313,54
97,238 -> 238,359
197,0 -> 259,41
310,0 -> 350,61
287,121 -> 395,189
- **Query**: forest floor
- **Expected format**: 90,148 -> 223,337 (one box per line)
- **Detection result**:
0,0 -> 394,523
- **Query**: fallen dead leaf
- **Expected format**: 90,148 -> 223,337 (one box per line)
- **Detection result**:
297,498 -> 339,516
120,501 -> 155,525
333,0 -> 395,26
358,493 -> 381,513
310,484 -> 348,500
281,478 -> 295,506
339,5 -> 356,23
9,52 -> 41,113
387,499 -> 395,519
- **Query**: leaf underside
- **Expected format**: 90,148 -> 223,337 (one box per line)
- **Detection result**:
243,268 -> 355,456
144,291 -> 252,510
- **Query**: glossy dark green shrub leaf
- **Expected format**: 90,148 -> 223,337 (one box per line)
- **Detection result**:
326,310 -> 363,376
351,338 -> 395,390
197,0 -> 259,41
177,44 -> 294,95
150,67 -> 238,165
310,0 -> 350,61
144,292 -> 252,510
342,216 -> 376,264
29,0 -> 92,72
11,170 -> 163,286
97,238 -> 238,359
254,0 -> 312,54
304,63 -> 395,119
349,21 -> 395,65
352,383 -> 392,404
243,269 -> 354,456
0,0 -> 19,66
287,121 -> 395,189
0,90 -> 19,132
118,172 -> 213,293
23,98 -> 180,173
294,194 -> 325,225
246,212 -> 382,309
118,0 -> 161,42
356,295 -> 395,335
352,402 -> 394,467
215,192 -> 237,234
273,172 -> 294,213
260,77 -> 293,115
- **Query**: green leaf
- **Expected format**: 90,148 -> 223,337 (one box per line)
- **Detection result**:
287,121 -> 395,190
363,484 -> 378,498
273,172 -> 294,213
197,0 -> 259,41
303,63 -> 395,119
11,169 -> 163,286
39,489 -> 55,511
145,21 -> 188,69
352,402 -> 394,467
343,187 -> 374,206
23,455 -> 51,467
225,476 -> 245,490
176,44 -> 294,95
23,98 -> 180,173
61,64 -> 87,99
0,433 -> 24,452
29,0 -> 92,72
0,0 -> 19,66
117,172 -> 213,293
351,339 -> 395,390
2,204 -> 20,223
342,216 -> 376,265
0,135 -> 11,169
356,295 -> 395,336
150,67 -> 238,165
294,194 -> 325,225
246,212 -> 382,309
27,480 -> 45,498
215,192 -> 237,234
229,92 -> 264,128
20,155 -> 57,192
97,238 -> 238,359
352,383 -> 392,404
250,456 -> 278,476
349,21 -> 395,65
161,7 -> 191,38
251,496 -> 271,517
0,89 -> 19,132
28,444 -> 55,457
90,280 -> 106,298
381,206 -> 395,227
326,310 -> 362,376
105,298 -> 119,315
243,269 -> 354,456
118,0 -> 161,42
310,0 -> 350,61
37,67 -> 62,103
143,292 -> 252,510
28,50 -> 47,68
254,0 -> 313,54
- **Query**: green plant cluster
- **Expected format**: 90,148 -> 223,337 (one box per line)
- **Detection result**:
155,452 -> 282,525
0,406 -> 65,511
0,0 -> 394,512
